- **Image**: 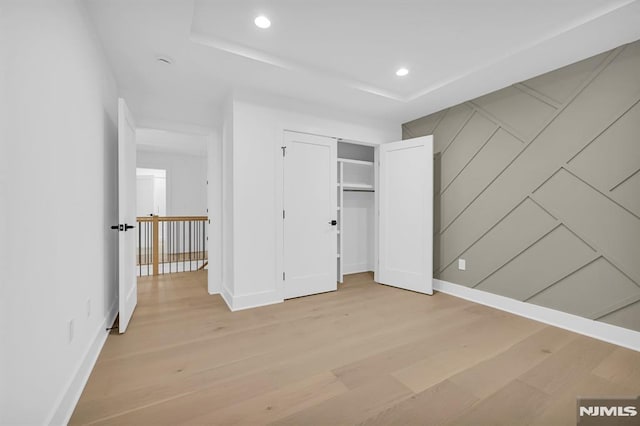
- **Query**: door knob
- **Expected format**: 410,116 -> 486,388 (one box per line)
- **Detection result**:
110,224 -> 123,231
329,220 -> 337,226
124,224 -> 135,231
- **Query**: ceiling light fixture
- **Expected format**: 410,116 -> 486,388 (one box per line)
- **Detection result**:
254,15 -> 271,29
396,68 -> 409,77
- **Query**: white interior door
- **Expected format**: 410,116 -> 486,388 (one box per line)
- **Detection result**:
377,136 -> 433,294
117,98 -> 138,333
283,131 -> 337,299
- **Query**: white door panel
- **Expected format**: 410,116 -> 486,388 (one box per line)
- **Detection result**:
378,136 -> 433,294
118,98 -> 138,333
284,132 -> 337,299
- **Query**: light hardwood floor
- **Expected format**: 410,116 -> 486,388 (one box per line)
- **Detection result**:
71,271 -> 640,425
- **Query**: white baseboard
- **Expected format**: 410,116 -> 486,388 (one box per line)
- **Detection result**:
47,299 -> 119,425
220,285 -> 234,310
434,279 -> 640,352
343,263 -> 373,275
219,286 -> 282,312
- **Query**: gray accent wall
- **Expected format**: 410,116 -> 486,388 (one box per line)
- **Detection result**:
403,40 -> 640,333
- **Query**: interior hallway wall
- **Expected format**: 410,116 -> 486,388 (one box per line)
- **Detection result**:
0,1 -> 119,423
403,40 -> 640,332
224,91 -> 399,310
137,150 -> 207,216
221,98 -> 234,297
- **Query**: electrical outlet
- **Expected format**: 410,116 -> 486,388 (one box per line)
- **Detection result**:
69,319 -> 75,343
87,299 -> 91,318
458,258 -> 466,271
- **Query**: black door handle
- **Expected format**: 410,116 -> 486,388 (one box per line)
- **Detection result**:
329,220 -> 337,226
110,224 -> 135,231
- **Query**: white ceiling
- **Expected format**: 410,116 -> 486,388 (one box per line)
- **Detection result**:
85,0 -> 640,130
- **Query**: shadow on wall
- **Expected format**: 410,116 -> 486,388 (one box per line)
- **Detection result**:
102,110 -> 119,313
433,152 -> 441,278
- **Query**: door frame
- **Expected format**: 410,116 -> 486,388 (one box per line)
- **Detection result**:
274,128 -> 379,301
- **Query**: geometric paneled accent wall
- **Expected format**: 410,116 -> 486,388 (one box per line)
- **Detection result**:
403,40 -> 640,332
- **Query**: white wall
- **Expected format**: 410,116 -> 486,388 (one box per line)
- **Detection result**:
136,150 -> 207,216
207,131 -> 222,294
0,2 -> 9,415
0,1 -> 119,424
343,192 -> 375,274
224,92 -> 399,310
136,170 -> 167,217
221,97 -> 235,300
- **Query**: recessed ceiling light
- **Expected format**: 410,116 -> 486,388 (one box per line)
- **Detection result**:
396,68 -> 409,77
254,15 -> 271,29
156,55 -> 173,65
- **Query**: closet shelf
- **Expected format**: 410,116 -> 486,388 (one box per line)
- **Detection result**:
338,158 -> 374,166
343,183 -> 374,191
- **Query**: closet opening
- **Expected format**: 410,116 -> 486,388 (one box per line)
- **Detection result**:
336,141 -> 377,284
280,130 -> 432,300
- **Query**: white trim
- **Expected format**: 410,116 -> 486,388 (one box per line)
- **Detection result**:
220,285 -> 234,311
343,263 -> 374,275
230,290 -> 282,311
47,299 -> 119,425
434,279 -> 640,352
220,287 -> 282,312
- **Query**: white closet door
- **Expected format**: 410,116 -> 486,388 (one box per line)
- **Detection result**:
283,131 -> 337,299
378,136 -> 433,294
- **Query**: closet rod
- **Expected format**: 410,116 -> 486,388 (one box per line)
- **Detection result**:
336,137 -> 375,146
344,189 -> 375,192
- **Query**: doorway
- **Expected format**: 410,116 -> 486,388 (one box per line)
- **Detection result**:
136,168 -> 166,217
279,130 -> 434,301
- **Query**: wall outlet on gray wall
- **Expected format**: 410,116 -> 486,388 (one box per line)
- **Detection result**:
458,259 -> 466,271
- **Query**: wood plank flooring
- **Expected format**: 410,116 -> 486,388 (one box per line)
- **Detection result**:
70,271 -> 640,425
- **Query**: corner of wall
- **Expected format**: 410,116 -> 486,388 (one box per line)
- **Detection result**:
434,278 -> 640,352
207,130 -> 223,295
225,290 -> 283,312
47,299 -> 119,425
220,285 -> 234,311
